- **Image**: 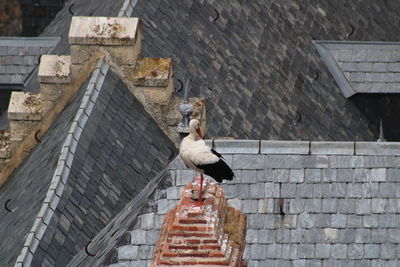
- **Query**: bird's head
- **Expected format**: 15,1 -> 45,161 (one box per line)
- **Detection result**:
189,119 -> 203,139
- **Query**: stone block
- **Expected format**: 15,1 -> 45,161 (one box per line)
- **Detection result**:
260,140 -> 309,154
356,142 -> 400,155
69,16 -> 140,46
215,140 -> 259,154
8,92 -> 42,121
38,55 -> 71,84
310,141 -> 354,155
266,155 -> 302,168
132,58 -> 172,87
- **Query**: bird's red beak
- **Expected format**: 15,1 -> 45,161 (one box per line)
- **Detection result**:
196,127 -> 203,139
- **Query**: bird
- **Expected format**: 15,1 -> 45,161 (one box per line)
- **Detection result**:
179,119 -> 234,203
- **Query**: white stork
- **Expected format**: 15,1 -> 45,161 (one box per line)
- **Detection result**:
179,119 -> 234,203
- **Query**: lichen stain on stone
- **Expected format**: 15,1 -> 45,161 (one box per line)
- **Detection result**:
134,58 -> 171,80
23,94 -> 41,110
54,60 -> 66,77
0,130 -> 10,148
223,206 -> 246,248
90,20 -> 129,39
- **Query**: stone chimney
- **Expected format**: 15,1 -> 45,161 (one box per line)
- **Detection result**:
153,178 -> 247,266
68,16 -> 142,67
38,55 -> 72,113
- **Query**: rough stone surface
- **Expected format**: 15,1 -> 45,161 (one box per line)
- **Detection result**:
68,17 -> 139,46
38,55 -> 72,84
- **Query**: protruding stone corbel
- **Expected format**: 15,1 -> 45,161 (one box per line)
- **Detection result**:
130,58 -> 174,105
8,92 -> 42,148
38,55 -> 72,113
68,16 -> 142,66
0,130 -> 11,167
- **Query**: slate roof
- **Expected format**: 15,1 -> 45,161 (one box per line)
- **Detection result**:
68,140 -> 400,266
0,66 -> 85,267
132,0 -> 400,141
315,41 -> 400,97
6,59 -> 176,267
0,37 -> 60,90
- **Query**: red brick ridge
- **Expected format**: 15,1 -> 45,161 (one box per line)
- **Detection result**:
153,177 -> 247,267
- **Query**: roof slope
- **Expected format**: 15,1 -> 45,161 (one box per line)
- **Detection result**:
71,140 -> 400,266
28,66 -> 177,266
132,0 -> 400,141
314,41 -> 400,97
0,71 -> 86,267
0,37 -> 60,90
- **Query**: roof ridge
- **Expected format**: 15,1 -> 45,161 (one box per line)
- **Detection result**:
204,139 -> 400,156
14,59 -> 109,267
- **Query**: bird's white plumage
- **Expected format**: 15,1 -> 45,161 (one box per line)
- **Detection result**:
179,120 -> 219,173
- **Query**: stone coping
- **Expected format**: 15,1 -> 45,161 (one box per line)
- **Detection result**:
14,59 -> 109,267
204,140 -> 400,156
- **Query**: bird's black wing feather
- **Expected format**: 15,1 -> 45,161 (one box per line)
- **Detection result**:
210,149 -> 223,159
195,159 -> 234,183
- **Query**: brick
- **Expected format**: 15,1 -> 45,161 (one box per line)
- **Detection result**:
315,244 -> 330,259
353,169 -> 370,182
363,215 -> 378,228
242,200 -> 258,213
118,245 -> 138,260
281,244 -> 297,260
370,168 -> 386,182
261,140 -> 309,154
371,229 -> 387,243
242,170 -> 258,183
246,229 -> 259,244
273,169 -> 289,182
249,183 -> 265,199
237,183 -> 250,198
371,198 -> 387,213
322,169 -> 337,182
355,199 -> 371,215
259,230 -> 276,244
266,244 -> 282,259
131,230 -> 146,245
386,168 -> 400,182
265,183 -> 280,198
281,184 -> 297,198
337,169 -> 353,182
348,244 -> 363,259
380,243 -> 396,259
364,244 -> 380,259
305,169 -> 321,183
347,215 -> 363,228
258,199 -> 274,213
347,184 -> 362,198
215,140 -> 259,154
354,229 -> 370,243
304,199 -> 321,213
266,155 -> 302,168
302,155 -> 329,168
248,214 -> 265,229
331,214 -> 346,228
250,244 -> 266,260
297,213 -> 314,228
233,154 -> 265,169
331,244 -> 347,259
322,199 -> 338,213
290,169 -> 304,183
379,183 -> 396,197
329,156 -> 364,168
310,141 -> 354,155
297,244 -> 315,259
297,184 -> 314,198
378,214 -> 397,228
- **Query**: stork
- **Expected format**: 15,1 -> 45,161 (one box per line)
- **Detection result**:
179,119 -> 234,204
